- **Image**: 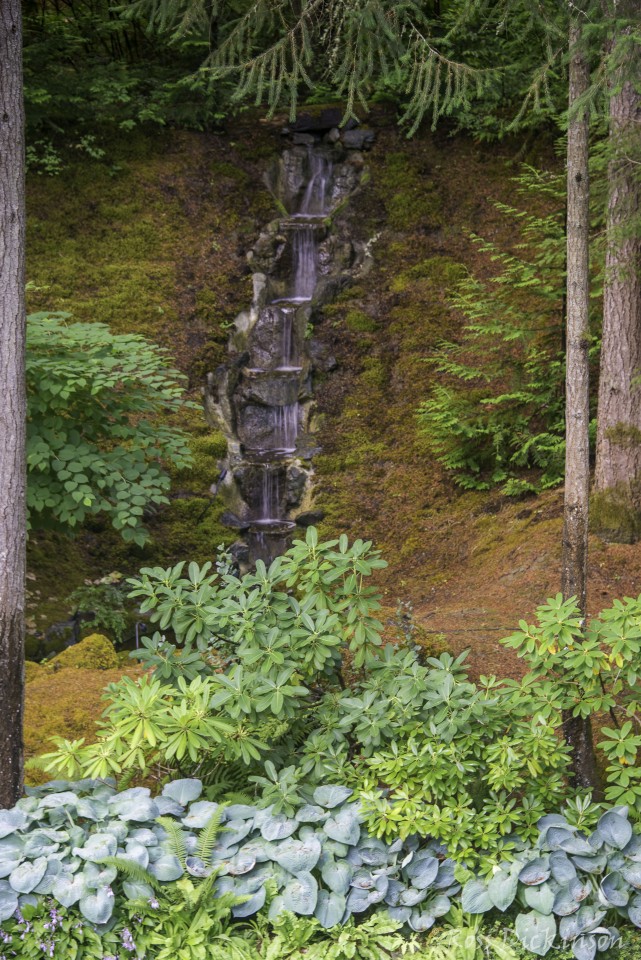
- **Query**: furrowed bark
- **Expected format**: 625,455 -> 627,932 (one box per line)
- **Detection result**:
0,0 -> 27,808
561,17 -> 598,789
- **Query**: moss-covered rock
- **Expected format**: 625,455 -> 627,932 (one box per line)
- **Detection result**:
51,633 -> 118,671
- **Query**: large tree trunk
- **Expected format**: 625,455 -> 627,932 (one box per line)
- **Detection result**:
593,5 -> 641,541
561,18 -> 599,789
0,0 -> 27,808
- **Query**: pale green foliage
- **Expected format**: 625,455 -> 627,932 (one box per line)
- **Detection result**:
503,593 -> 641,810
27,312 -> 193,544
253,911 -> 410,959
352,650 -> 570,868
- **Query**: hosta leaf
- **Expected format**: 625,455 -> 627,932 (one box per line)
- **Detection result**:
572,935 -> 597,960
182,801 -> 219,830
322,858 -> 352,895
260,815 -> 297,842
149,854 -> 183,882
83,863 -> 118,890
52,873 -> 86,908
553,885 -> 582,917
224,804 -> 256,821
0,837 -> 23,863
0,881 -> 19,921
123,880 -> 156,901
405,854 -> 438,890
601,871 -> 629,907
273,837 -> 321,874
296,805 -> 328,824
232,885 -> 266,918
387,905 -> 412,924
523,883 -> 555,915
0,809 -> 28,839
596,811 -> 632,850
114,797 -> 159,823
73,833 -> 117,862
79,888 -> 114,925
186,856 -> 211,878
324,809 -> 360,846
488,864 -> 520,912
629,894 -> 641,927
282,871 -> 318,915
461,879 -> 493,914
346,885 -> 376,913
313,786 -> 353,809
10,857 -> 47,894
315,890 -> 346,928
34,860 -> 62,895
519,858 -> 551,886
226,853 -> 257,876
163,779 -> 203,805
572,854 -> 607,874
550,852 -> 577,885
515,911 -> 557,956
399,886 -> 427,906
408,910 -> 436,933
622,863 -> 641,890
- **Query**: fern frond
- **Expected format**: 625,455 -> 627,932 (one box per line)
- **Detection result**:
197,806 -> 226,867
157,815 -> 189,867
99,855 -> 161,891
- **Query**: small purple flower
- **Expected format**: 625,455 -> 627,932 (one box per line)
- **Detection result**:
120,928 -> 135,953
0,932 -> 12,945
148,898 -> 159,910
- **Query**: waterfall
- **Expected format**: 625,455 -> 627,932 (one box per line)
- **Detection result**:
211,132 -> 365,568
278,306 -> 298,371
292,226 -> 317,301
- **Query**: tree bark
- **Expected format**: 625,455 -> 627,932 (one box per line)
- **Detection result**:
0,0 -> 27,808
561,17 -> 599,789
594,4 -> 641,540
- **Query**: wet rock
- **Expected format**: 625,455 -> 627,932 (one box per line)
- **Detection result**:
326,127 -> 341,144
341,128 -> 375,150
286,465 -> 310,507
240,370 -> 301,407
230,541 -> 250,566
221,511 -> 250,531
296,510 -> 325,527
292,132 -> 316,146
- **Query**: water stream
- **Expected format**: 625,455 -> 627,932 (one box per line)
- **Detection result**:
245,145 -> 334,563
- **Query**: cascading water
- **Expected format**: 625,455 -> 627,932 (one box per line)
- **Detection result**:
207,127 -> 369,569
246,145 -> 333,561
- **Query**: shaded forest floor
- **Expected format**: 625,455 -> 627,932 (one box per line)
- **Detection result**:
25,114 -> 641,694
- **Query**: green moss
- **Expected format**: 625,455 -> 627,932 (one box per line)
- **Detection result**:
377,153 -> 443,232
25,661 -> 45,684
590,487 -> 641,544
51,633 -> 118,671
344,309 -> 378,333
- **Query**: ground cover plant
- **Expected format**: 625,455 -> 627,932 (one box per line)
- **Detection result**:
4,531 -> 641,958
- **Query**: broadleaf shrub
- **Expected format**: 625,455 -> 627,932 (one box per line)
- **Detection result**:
27,312 -> 193,545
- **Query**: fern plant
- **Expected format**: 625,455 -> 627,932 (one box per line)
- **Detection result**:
418,164 -> 599,496
104,808 -> 254,960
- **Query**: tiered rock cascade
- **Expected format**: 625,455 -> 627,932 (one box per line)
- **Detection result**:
205,131 -> 371,566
